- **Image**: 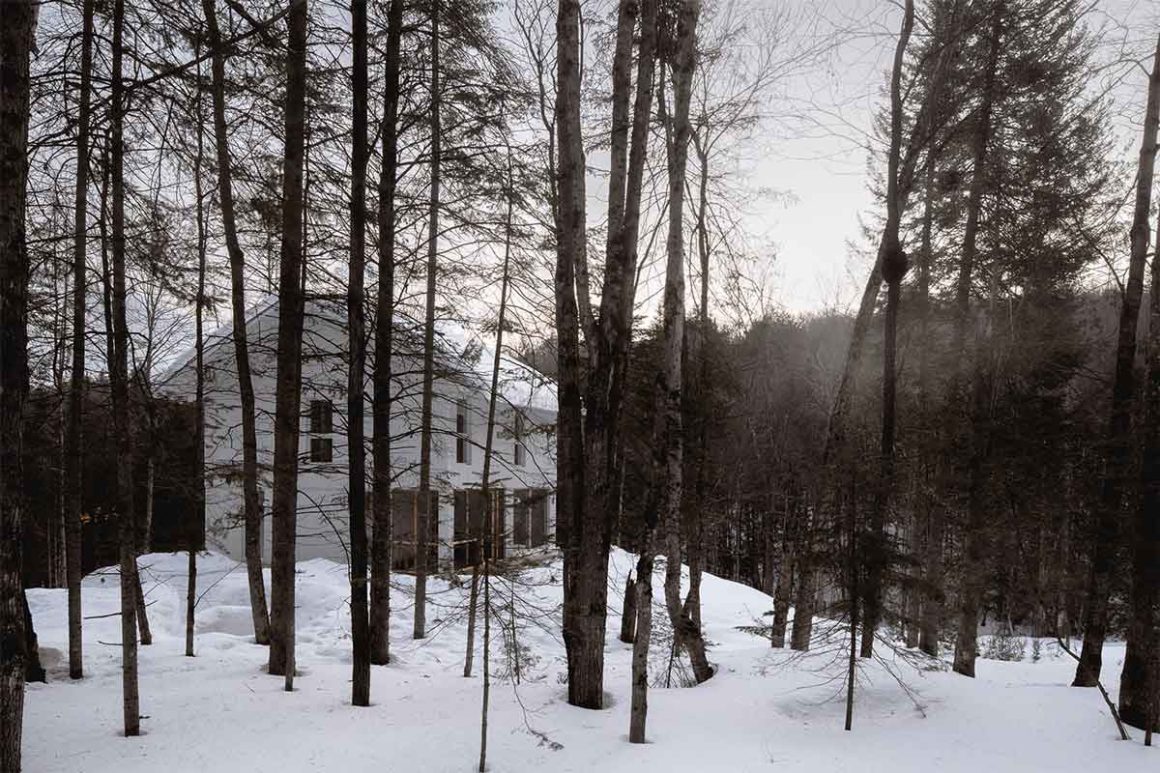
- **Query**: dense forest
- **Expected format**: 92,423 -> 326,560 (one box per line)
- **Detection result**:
2,0 -> 1160,770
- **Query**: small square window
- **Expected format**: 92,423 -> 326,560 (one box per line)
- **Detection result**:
310,437 -> 333,463
310,400 -> 333,434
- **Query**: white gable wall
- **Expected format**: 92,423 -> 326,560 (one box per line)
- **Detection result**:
161,300 -> 557,569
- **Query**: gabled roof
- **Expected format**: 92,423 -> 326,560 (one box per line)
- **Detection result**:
159,295 -> 557,413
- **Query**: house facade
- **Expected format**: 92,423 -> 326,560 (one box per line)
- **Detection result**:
160,296 -> 558,570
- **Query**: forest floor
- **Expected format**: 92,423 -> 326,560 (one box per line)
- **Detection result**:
23,548 -> 1156,772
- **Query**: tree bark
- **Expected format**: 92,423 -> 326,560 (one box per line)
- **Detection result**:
201,0 -> 271,646
1118,33 -> 1160,726
0,1 -> 35,765
555,0 -> 595,708
268,0 -> 310,689
415,0 -> 442,641
474,140 -> 516,773
620,573 -> 637,644
65,0 -> 96,682
189,64 -> 207,658
628,533 -> 655,743
657,0 -> 711,686
109,0 -> 141,733
917,154 -> 943,658
951,1 -> 1003,679
370,0 -> 404,667
860,0 -> 914,659
348,0 -> 371,708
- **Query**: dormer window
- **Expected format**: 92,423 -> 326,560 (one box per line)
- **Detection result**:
513,411 -> 526,467
309,399 -> 333,462
456,399 -> 471,464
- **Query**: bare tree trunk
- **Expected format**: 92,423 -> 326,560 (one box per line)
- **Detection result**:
771,501 -> 793,648
620,573 -> 637,644
464,564 -> 480,677
629,531 -> 655,743
860,0 -> 914,659
66,0 -> 96,682
348,0 -> 371,708
475,142 -> 516,772
268,0 -> 310,689
917,154 -> 942,658
1119,34 -> 1160,726
790,503 -> 816,651
556,0 -> 657,710
0,2 -> 35,765
555,0 -> 595,708
414,0 -> 442,641
133,568 -> 151,645
370,0 -> 404,667
952,3 -> 1003,678
656,0 -> 711,686
844,488 -> 858,731
109,0 -> 140,733
188,52 -> 208,658
201,0 -> 270,646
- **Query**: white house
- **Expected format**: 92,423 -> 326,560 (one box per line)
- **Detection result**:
159,295 -> 558,571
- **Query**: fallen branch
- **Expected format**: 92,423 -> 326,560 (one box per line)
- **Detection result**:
1055,636 -> 1130,741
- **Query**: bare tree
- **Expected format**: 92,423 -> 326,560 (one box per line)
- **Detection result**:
268,0 -> 310,689
415,0 -> 443,641
349,0 -> 371,707
64,0 -> 96,682
371,0 -> 404,671
1116,33 -> 1160,729
110,0 -> 141,734
0,0 -> 36,766
201,0 -> 271,646
656,0 -> 711,685
860,0 -> 915,660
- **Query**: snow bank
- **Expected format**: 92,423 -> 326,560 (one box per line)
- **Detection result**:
23,549 -> 1154,772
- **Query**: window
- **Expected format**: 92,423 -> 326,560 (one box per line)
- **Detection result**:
310,437 -> 333,463
310,399 -> 333,434
308,399 -> 333,462
456,400 -> 470,464
391,490 -> 439,572
513,412 -> 526,468
514,488 -> 548,548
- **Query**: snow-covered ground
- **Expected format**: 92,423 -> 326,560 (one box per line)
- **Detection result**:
23,549 -> 1156,772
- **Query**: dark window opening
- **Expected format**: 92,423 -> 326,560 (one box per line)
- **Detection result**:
310,437 -> 333,463
513,488 -> 548,548
452,489 -> 505,569
310,399 -> 333,434
391,489 -> 439,572
456,400 -> 470,464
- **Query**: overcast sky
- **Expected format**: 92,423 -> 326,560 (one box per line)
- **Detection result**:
742,0 -> 1160,315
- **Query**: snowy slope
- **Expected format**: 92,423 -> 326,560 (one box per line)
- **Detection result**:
23,550 -> 1155,772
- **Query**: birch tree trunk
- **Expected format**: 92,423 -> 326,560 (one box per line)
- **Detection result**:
657,0 -> 711,686
268,0 -> 310,688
